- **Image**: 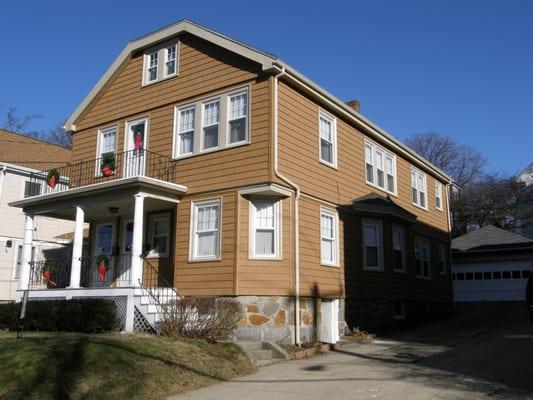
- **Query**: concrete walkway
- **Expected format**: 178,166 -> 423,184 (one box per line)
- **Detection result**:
169,303 -> 533,400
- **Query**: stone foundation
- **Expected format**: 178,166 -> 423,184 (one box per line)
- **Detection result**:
230,296 -> 344,344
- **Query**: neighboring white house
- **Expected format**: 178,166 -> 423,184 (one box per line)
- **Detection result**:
0,130 -> 75,301
517,162 -> 533,240
451,225 -> 533,302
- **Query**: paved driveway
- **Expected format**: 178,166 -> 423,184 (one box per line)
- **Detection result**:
170,302 -> 533,400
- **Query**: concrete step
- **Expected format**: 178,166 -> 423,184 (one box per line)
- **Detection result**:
238,341 -> 266,351
251,349 -> 274,360
236,341 -> 290,367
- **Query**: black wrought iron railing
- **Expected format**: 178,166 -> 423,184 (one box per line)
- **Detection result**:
27,149 -> 178,197
28,254 -> 133,289
140,257 -> 181,317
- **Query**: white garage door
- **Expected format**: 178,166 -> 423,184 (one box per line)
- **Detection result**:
453,260 -> 532,302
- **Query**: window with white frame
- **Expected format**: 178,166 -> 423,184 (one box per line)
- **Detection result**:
320,209 -> 338,266
147,214 -> 170,257
250,199 -> 280,258
97,126 -> 117,175
143,42 -> 178,85
363,219 -> 382,270
202,100 -> 220,150
438,243 -> 447,274
319,112 -> 336,166
24,180 -> 42,198
365,140 -> 396,194
435,181 -> 443,210
415,237 -> 430,278
176,106 -> 195,155
411,168 -> 427,208
173,87 -> 249,158
228,92 -> 248,144
191,199 -> 221,260
165,44 -> 177,77
392,225 -> 405,272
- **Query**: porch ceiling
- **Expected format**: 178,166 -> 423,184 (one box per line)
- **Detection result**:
10,176 -> 186,221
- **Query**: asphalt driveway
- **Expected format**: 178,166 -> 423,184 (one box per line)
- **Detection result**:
170,302 -> 533,400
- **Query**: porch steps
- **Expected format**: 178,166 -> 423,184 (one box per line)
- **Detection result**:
237,341 -> 289,367
133,288 -> 180,329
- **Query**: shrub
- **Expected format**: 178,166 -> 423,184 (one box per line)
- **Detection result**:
159,297 -> 242,342
0,299 -> 118,333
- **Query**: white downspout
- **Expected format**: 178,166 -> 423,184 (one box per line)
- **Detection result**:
273,66 -> 302,345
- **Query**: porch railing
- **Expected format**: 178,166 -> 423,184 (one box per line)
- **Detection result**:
26,149 -> 178,197
140,257 -> 181,317
28,254 -> 133,289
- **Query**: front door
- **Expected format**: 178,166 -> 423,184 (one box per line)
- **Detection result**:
320,299 -> 340,344
92,222 -> 115,287
124,118 -> 148,177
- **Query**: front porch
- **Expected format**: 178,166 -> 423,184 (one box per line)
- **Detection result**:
10,169 -> 187,332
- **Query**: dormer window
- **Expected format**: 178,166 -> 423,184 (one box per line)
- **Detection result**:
143,42 -> 178,85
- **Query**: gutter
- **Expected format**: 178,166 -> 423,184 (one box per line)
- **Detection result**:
272,61 -> 453,184
273,66 -> 302,346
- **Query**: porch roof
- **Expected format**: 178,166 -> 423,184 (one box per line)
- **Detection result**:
9,176 -> 187,219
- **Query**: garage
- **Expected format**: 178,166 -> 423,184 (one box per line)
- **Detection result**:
451,225 -> 533,302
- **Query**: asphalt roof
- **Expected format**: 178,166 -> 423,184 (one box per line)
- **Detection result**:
451,225 -> 533,252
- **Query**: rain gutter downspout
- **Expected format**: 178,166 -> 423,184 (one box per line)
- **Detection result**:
273,66 -> 302,346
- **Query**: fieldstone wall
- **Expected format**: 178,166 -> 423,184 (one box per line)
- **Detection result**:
231,296 -> 320,344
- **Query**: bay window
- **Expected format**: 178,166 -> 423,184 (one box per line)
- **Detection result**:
438,243 -> 447,274
415,237 -> 430,278
363,219 -> 382,271
250,199 -> 280,258
392,225 -> 405,272
191,199 -> 221,260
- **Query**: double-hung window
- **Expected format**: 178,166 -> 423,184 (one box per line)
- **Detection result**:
202,100 -> 220,150
97,126 -> 117,175
438,243 -> 447,274
143,42 -> 178,85
177,106 -> 195,155
319,112 -> 337,167
147,214 -> 170,258
363,219 -> 382,271
364,140 -> 396,195
24,180 -> 42,198
411,168 -> 427,209
191,199 -> 221,260
392,225 -> 405,272
320,209 -> 338,266
415,237 -> 430,278
250,199 -> 280,258
228,92 -> 248,144
435,181 -> 443,210
165,44 -> 177,77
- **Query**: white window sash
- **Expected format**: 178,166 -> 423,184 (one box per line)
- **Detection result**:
165,45 -> 177,77
177,106 -> 195,155
363,220 -> 382,271
320,210 -> 338,266
191,200 -> 221,260
228,92 -> 248,145
319,112 -> 336,166
148,215 -> 170,258
412,169 -> 428,208
365,140 -> 396,194
250,199 -> 280,259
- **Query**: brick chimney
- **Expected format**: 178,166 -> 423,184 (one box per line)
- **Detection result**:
346,100 -> 360,112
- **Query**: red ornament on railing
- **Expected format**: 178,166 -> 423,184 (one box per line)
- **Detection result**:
96,254 -> 110,282
42,266 -> 57,287
101,165 -> 113,177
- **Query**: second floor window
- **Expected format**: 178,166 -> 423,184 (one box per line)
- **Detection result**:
415,237 -> 430,278
177,107 -> 195,155
411,168 -> 427,209
228,92 -> 248,144
202,100 -> 220,150
365,140 -> 396,195
319,112 -> 337,167
173,87 -> 250,159
191,199 -> 221,260
97,126 -> 117,175
435,181 -> 443,210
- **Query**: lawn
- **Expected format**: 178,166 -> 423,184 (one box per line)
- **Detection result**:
0,331 -> 255,400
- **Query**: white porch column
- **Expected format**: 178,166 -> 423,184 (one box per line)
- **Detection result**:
130,194 -> 145,287
18,213 -> 34,291
68,206 -> 85,288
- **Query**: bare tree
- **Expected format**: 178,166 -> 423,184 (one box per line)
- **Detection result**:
42,121 -> 72,149
405,132 -> 486,187
451,173 -> 532,236
3,106 -> 43,135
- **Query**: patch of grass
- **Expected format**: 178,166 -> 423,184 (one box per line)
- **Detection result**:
0,331 -> 255,400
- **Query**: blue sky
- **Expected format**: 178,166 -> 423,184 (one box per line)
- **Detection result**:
1,0 -> 531,174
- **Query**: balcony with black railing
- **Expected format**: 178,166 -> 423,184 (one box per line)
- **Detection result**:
26,149 -> 178,197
